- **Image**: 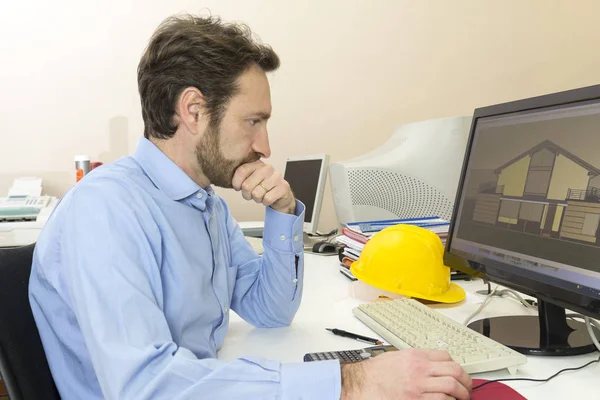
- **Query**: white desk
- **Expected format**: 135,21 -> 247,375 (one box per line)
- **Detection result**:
219,254 -> 600,399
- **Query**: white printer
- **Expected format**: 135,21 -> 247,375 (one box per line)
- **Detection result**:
0,178 -> 58,247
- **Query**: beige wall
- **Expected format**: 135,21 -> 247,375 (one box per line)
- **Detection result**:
2,0 -> 600,231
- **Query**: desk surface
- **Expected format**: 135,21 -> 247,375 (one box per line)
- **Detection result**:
219,254 -> 600,399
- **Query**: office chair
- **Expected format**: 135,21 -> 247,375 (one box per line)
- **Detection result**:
0,244 -> 60,400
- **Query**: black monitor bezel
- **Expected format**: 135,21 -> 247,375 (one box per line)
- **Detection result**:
446,84 -> 600,319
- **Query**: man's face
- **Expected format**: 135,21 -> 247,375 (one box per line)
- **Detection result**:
195,64 -> 272,188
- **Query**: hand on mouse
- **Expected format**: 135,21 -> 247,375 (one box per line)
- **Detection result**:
232,160 -> 296,214
340,349 -> 472,400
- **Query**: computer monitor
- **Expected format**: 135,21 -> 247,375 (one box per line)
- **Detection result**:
283,154 -> 330,233
448,84 -> 600,356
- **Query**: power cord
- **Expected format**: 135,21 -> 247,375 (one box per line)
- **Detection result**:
472,356 -> 600,391
465,282 -> 543,326
472,314 -> 600,391
463,285 -> 499,325
585,316 -> 600,351
495,289 -> 537,310
467,283 -> 592,325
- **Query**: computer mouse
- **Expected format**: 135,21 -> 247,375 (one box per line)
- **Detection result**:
312,241 -> 338,254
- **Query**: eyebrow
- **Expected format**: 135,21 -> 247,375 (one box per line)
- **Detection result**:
251,112 -> 271,120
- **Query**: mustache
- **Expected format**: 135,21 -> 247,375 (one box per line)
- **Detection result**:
238,152 -> 262,167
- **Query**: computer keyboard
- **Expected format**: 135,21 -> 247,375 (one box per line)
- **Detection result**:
245,236 -> 264,254
353,298 -> 527,374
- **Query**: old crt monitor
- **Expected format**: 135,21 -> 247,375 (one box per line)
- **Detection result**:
283,154 -> 329,234
448,84 -> 600,356
329,116 -> 471,225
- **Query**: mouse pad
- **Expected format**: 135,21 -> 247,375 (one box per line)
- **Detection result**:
471,379 -> 527,400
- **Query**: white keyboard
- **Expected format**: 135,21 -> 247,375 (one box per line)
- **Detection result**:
245,236 -> 264,254
353,298 -> 527,374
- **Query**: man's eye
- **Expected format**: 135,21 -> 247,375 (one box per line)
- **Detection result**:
249,119 -> 260,126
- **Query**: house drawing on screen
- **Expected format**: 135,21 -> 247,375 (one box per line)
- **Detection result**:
472,140 -> 600,245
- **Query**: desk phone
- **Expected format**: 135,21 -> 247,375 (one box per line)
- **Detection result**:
1,195 -> 50,207
304,345 -> 396,363
0,195 -> 52,221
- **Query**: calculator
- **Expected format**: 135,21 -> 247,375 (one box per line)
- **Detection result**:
304,345 -> 397,363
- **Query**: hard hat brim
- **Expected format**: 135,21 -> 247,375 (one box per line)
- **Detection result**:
351,264 -> 466,304
398,282 -> 466,304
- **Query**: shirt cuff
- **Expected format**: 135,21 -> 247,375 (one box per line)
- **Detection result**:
263,200 -> 305,253
280,360 -> 341,400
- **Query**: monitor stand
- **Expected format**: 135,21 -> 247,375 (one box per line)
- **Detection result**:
467,299 -> 600,356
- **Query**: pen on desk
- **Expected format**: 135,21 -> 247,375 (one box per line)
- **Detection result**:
326,328 -> 383,345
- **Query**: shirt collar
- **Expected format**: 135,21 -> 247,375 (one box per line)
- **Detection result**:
133,137 -> 205,202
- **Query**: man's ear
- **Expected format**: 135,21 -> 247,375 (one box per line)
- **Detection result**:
177,87 -> 206,136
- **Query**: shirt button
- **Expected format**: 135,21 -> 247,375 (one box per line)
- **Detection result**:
292,278 -> 298,284
280,235 -> 286,241
293,235 -> 299,242
223,306 -> 229,313
196,193 -> 203,199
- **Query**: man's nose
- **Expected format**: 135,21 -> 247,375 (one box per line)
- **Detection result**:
253,128 -> 271,159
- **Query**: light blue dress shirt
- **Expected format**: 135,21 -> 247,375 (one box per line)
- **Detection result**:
29,138 -> 341,400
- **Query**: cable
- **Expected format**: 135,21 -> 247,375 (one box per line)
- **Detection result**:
463,285 -> 498,325
495,289 -> 537,310
585,316 -> 600,352
466,284 -> 537,326
473,313 -> 600,392
472,356 -> 600,391
466,284 -> 600,336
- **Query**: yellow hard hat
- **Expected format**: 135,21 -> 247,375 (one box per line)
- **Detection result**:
350,224 -> 465,303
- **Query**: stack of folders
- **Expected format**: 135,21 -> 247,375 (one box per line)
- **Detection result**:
335,217 -> 451,280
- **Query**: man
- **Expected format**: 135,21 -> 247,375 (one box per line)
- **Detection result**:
29,15 -> 471,399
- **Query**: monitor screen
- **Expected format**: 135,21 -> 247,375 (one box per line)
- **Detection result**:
450,99 -> 600,300
284,159 -> 324,223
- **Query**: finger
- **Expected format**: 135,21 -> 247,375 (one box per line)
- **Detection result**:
422,349 -> 453,362
429,362 -> 472,392
240,165 -> 273,199
423,376 -> 470,400
241,172 -> 268,201
262,185 -> 287,207
250,184 -> 268,204
232,160 -> 264,191
258,172 -> 281,192
232,161 -> 260,191
421,394 -> 454,400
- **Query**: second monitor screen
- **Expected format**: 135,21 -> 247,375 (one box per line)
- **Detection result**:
284,159 -> 323,223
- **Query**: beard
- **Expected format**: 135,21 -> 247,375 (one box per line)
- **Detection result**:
195,123 -> 261,188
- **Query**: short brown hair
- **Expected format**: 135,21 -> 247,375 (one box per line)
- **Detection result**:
138,15 -> 280,139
